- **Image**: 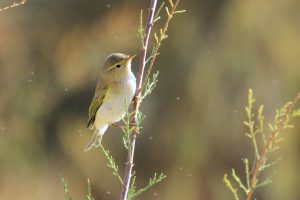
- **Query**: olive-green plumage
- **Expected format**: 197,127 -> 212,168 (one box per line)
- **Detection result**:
87,79 -> 108,130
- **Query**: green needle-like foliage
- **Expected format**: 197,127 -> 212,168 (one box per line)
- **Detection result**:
224,89 -> 300,200
127,173 -> 167,200
99,145 -> 123,184
87,179 -> 95,200
142,71 -> 159,100
223,174 -> 240,200
61,177 -> 73,200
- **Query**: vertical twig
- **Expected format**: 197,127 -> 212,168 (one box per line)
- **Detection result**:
0,0 -> 26,12
119,1 -> 158,200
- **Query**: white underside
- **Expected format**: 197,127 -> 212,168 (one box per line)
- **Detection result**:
94,73 -> 136,132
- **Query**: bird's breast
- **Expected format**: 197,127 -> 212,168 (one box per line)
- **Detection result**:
96,76 -> 136,124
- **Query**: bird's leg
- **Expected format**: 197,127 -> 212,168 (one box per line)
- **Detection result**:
111,122 -> 126,129
111,122 -> 140,133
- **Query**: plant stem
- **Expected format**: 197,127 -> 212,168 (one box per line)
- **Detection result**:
119,1 -> 158,200
0,0 -> 26,12
142,0 -> 182,90
246,93 -> 300,200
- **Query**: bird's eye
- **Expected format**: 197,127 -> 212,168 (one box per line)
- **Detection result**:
116,64 -> 121,68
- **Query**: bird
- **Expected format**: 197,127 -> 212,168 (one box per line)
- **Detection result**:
85,53 -> 137,152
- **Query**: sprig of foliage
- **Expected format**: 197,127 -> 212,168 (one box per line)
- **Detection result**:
142,71 -> 159,100
122,107 -> 135,149
224,89 -> 300,200
138,9 -> 145,46
153,2 -> 165,23
121,105 -> 145,149
127,175 -> 137,199
244,89 -> 260,159
87,179 -> 95,200
136,110 -> 146,133
142,0 -> 186,91
61,177 -> 73,200
61,177 -> 95,200
99,145 -> 123,184
0,0 -> 26,12
223,174 -> 239,200
127,173 -> 167,200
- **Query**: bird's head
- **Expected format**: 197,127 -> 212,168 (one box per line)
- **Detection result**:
101,53 -> 136,81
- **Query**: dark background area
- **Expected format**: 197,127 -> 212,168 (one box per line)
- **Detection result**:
1,0 -> 300,199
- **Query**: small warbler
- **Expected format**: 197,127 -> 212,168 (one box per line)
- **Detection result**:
85,53 -> 136,151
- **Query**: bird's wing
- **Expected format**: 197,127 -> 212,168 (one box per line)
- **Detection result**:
87,79 -> 108,130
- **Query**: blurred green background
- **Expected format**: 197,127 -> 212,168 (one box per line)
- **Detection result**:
1,0 -> 300,199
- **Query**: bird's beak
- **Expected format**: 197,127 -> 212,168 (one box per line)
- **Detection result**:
127,54 -> 137,61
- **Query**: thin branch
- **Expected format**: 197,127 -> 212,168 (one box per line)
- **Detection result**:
120,1 -> 184,199
119,1 -> 158,200
142,0 -> 186,91
246,93 -> 300,200
0,0 -> 26,12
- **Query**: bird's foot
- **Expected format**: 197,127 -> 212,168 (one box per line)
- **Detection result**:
111,123 -> 126,129
111,122 -> 141,134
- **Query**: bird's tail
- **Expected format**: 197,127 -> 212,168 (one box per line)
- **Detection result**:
85,126 -> 108,152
